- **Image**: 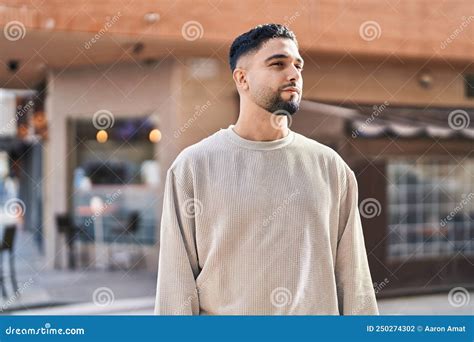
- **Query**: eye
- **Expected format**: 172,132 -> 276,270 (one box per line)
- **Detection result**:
270,62 -> 284,67
295,64 -> 304,71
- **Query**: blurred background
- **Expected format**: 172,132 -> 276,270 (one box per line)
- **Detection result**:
0,0 -> 472,315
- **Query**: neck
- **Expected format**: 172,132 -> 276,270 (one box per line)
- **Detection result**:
233,100 -> 289,141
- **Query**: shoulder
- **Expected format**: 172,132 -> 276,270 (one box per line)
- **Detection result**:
293,132 -> 355,193
172,129 -> 224,166
293,132 -> 353,173
167,129 -> 225,184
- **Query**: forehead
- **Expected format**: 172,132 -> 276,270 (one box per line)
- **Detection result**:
255,38 -> 301,61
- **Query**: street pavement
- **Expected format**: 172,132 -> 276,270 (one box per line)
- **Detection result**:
3,231 -> 473,316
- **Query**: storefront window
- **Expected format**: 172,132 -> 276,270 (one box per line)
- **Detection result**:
387,159 -> 474,261
72,117 -> 160,245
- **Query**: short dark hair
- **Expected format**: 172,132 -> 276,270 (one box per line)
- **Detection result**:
229,23 -> 298,72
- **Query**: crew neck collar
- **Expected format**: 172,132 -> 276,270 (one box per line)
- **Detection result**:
221,124 -> 295,151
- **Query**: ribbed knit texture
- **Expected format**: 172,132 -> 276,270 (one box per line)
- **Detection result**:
154,124 -> 379,315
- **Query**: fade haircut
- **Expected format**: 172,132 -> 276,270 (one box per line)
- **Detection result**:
229,23 -> 298,72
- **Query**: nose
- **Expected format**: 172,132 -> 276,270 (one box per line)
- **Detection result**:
287,64 -> 302,83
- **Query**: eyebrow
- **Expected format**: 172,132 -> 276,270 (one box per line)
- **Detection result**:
264,54 -> 304,65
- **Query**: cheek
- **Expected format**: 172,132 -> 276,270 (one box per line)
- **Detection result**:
250,71 -> 279,93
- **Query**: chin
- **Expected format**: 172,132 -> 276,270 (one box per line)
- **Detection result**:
286,99 -> 300,112
276,101 -> 299,115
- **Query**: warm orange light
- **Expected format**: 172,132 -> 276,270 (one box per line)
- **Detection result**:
149,128 -> 162,143
96,130 -> 108,143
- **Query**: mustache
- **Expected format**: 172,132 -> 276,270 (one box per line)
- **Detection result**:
279,83 -> 298,90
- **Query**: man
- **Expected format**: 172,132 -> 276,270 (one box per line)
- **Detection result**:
155,24 -> 378,315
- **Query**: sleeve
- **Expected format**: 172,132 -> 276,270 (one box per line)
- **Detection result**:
154,169 -> 200,315
335,169 -> 379,315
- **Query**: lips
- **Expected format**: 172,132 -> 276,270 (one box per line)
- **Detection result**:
281,87 -> 300,94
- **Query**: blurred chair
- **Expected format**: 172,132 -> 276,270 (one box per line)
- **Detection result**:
110,211 -> 140,239
55,214 -> 90,269
109,211 -> 142,269
0,224 -> 18,298
111,210 -> 140,238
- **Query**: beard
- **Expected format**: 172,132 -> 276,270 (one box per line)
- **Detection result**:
251,85 -> 300,115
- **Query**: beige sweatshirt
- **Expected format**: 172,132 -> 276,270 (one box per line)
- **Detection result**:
154,124 -> 378,315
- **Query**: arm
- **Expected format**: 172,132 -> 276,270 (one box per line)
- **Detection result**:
154,169 -> 200,315
335,169 -> 379,315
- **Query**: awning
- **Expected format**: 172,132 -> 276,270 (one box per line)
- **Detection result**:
300,100 -> 474,139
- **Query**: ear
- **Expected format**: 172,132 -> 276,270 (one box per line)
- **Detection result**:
232,68 -> 249,91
